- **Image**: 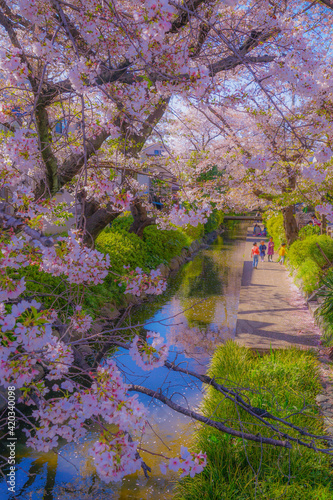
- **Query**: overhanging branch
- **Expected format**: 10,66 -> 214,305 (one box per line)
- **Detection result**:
129,384 -> 292,449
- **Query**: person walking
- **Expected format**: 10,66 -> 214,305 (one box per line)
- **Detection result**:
267,237 -> 274,262
259,240 -> 267,262
278,243 -> 287,265
251,242 -> 260,268
254,224 -> 261,236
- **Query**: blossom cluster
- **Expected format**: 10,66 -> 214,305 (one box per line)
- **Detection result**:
0,47 -> 29,86
25,358 -> 147,478
68,57 -> 99,93
160,446 -> 207,478
85,171 -> 134,210
302,164 -> 326,184
316,203 -> 333,223
70,306 -> 93,334
2,129 -> 42,184
89,433 -> 142,483
39,231 -> 110,285
121,267 -> 167,296
0,234 -> 30,301
243,155 -> 273,172
129,331 -> 169,371
157,205 -> 211,229
0,300 -> 71,388
314,147 -> 333,164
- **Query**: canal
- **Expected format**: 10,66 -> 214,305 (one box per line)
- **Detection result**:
0,222 -> 248,500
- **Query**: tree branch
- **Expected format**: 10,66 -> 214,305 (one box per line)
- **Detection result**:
0,211 -> 54,247
319,0 -> 333,10
59,129 -> 110,186
209,55 -> 275,76
83,204 -> 120,243
129,384 -> 293,449
35,104 -> 61,196
122,97 -> 171,157
168,0 -> 207,33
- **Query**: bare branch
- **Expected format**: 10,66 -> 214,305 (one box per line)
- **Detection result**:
130,384 -> 293,449
209,55 -> 275,76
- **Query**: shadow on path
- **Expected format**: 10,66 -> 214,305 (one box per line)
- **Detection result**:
235,226 -> 319,350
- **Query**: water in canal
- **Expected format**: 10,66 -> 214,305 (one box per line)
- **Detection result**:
0,222 -> 248,500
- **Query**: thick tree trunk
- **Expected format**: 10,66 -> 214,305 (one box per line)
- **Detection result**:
82,202 -> 120,246
129,199 -> 155,238
282,206 -> 298,245
321,214 -> 327,235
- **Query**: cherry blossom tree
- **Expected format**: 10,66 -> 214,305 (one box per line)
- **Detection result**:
0,0 -> 285,242
2,0 -> 333,489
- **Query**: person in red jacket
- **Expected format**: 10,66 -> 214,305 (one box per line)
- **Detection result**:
251,242 -> 260,268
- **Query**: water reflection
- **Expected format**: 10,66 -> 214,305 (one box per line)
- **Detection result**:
0,223 -> 247,500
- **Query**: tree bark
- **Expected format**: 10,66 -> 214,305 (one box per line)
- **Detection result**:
35,105 -> 61,196
83,204 -> 120,245
321,214 -> 327,235
128,199 -> 155,238
282,205 -> 298,245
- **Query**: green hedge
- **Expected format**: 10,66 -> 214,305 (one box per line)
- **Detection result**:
13,209 -> 211,319
96,228 -> 148,274
96,215 -> 194,271
298,224 -> 320,240
316,270 -> 333,345
296,258 -> 323,294
288,235 -> 333,270
181,223 -> 204,240
265,213 -> 286,248
143,225 -> 192,267
9,263 -> 124,318
9,265 -> 69,312
107,213 -> 133,232
287,235 -> 333,294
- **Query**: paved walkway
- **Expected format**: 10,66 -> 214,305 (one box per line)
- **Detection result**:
235,227 -> 320,350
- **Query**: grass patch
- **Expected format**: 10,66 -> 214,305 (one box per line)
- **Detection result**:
176,342 -> 332,500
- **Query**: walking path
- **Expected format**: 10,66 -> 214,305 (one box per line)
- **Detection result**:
235,227 -> 320,351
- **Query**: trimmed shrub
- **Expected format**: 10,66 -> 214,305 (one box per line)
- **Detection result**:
181,223 -> 204,240
266,213 -> 286,248
288,235 -> 333,270
316,270 -> 333,345
143,225 -> 192,267
10,262 -> 123,318
9,265 -> 68,312
97,218 -> 194,271
16,216 -> 200,318
96,229 -> 148,274
106,213 -> 133,232
296,258 -> 322,294
298,224 -> 320,240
